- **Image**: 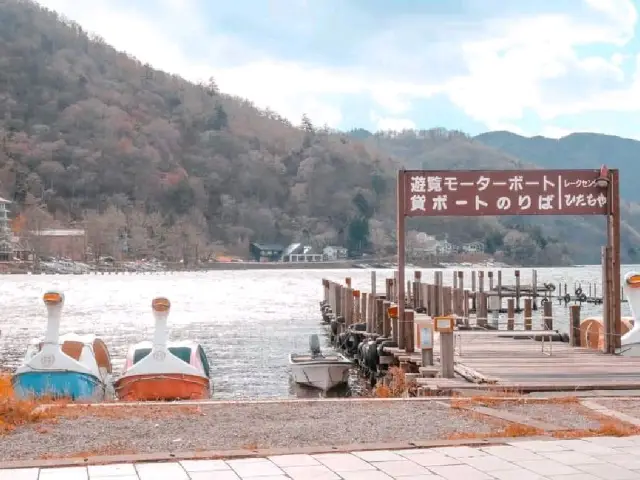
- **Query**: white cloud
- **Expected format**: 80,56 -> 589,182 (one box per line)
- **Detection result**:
370,112 -> 416,131
34,0 -> 640,135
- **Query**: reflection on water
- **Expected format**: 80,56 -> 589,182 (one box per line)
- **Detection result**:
0,266 -> 635,399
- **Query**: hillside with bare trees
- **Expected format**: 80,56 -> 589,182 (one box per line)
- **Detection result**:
0,0 -> 637,266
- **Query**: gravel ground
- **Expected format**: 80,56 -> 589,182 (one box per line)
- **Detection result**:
593,398 -> 640,413
0,401 -> 501,461
495,401 -> 602,430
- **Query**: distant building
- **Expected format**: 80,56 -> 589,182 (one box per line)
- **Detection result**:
0,197 -> 12,261
323,245 -> 348,261
282,243 -> 323,262
32,229 -> 86,261
436,239 -> 455,254
462,241 -> 485,253
249,243 -> 284,262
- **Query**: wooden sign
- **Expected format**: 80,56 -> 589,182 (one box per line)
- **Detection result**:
403,169 -> 609,217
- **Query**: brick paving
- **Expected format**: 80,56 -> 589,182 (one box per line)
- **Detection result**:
4,435 -> 640,479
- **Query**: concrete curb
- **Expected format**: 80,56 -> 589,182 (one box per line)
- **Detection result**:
0,436 -> 553,470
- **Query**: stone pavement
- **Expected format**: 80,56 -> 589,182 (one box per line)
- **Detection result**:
4,436 -> 640,479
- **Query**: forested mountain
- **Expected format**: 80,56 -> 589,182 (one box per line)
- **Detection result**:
475,131 -> 640,203
350,129 -> 640,265
0,0 -> 396,261
0,0 -> 637,266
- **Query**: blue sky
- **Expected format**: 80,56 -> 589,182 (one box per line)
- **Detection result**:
38,0 -> 640,139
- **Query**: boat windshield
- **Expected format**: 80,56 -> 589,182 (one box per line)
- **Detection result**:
133,347 -> 191,365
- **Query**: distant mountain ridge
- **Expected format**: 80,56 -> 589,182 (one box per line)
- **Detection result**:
474,131 -> 640,203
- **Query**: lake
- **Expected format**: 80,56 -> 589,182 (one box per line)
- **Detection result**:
0,265 -> 635,399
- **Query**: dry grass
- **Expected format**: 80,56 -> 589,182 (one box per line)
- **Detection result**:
0,373 -> 56,434
373,367 -> 418,398
451,395 -> 580,409
448,422 -> 543,440
1,373 -> 206,435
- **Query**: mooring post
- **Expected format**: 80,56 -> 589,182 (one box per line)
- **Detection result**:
382,300 -> 392,338
477,292 -> 487,328
532,269 -> 538,310
570,304 -> 581,347
543,300 -> 553,330
437,317 -> 455,379
404,310 -> 415,353
515,270 -> 521,311
524,298 -> 532,330
507,298 -> 515,330
370,270 -> 376,297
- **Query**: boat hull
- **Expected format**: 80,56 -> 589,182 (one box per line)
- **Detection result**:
12,371 -> 103,401
290,362 -> 351,392
114,373 -> 210,401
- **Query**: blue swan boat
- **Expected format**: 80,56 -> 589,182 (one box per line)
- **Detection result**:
12,291 -> 113,400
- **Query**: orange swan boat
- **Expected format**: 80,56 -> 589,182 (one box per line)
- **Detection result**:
114,297 -> 211,401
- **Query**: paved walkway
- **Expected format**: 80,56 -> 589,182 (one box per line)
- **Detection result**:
4,436 -> 640,479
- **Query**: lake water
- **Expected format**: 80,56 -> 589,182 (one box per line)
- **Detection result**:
0,265 -> 636,399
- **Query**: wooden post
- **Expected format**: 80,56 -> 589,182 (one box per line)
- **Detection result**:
611,168 -> 621,352
463,290 -> 470,327
361,292 -> 368,328
478,270 -> 485,293
476,292 -> 487,327
404,310 -> 415,353
436,271 -> 444,316
385,278 -> 393,301
440,331 -> 455,378
471,271 -> 477,311
507,298 -> 515,330
345,277 -> 352,288
532,269 -> 538,310
524,298 -> 532,330
488,271 -> 494,291
383,301 -> 393,340
602,245 -> 612,353
412,281 -> 420,309
378,298 -> 388,336
515,270 -> 521,311
371,270 -> 376,297
543,300 -> 553,330
570,304 -> 581,347
497,270 -> 503,304
345,288 -> 354,325
442,286 -> 452,315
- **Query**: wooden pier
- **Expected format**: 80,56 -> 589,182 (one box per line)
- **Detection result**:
320,269 -> 640,396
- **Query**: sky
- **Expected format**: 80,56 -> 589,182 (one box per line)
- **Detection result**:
35,0 -> 640,139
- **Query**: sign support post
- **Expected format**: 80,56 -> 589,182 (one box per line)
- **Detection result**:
397,170 -> 406,349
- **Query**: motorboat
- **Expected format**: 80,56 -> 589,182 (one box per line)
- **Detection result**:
114,297 -> 211,401
289,334 -> 352,391
12,291 -> 113,400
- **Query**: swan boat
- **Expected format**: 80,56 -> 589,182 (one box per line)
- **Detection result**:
12,291 -> 113,400
620,272 -> 640,355
114,297 -> 211,401
289,334 -> 352,392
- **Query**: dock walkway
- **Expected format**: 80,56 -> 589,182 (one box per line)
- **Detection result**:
8,435 -> 640,479
322,270 -> 640,394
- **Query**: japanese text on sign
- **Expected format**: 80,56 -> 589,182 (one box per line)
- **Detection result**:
404,170 -> 608,217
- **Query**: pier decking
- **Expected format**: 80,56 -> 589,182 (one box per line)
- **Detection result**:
321,269 -> 640,395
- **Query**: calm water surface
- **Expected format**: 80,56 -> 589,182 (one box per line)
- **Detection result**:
0,266 -> 637,399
